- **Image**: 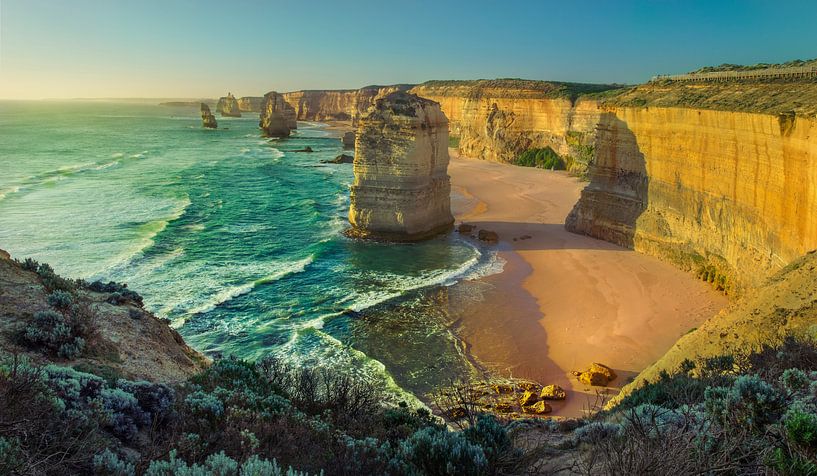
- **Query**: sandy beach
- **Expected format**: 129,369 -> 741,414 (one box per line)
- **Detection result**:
446,150 -> 728,417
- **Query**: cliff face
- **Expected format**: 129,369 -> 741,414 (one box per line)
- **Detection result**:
200,103 -> 217,129
566,106 -> 817,292
348,92 -> 454,241
237,96 -> 264,112
282,85 -> 412,124
216,92 -> 242,117
409,80 -> 615,175
259,91 -> 297,137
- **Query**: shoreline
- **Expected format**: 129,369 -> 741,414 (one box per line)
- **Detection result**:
445,149 -> 728,417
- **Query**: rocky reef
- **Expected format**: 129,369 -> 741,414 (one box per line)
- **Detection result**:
348,92 -> 454,241
200,103 -> 217,129
237,96 -> 264,112
259,91 -> 298,137
216,92 -> 242,117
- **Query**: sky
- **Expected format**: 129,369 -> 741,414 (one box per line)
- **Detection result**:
1,0 -> 816,99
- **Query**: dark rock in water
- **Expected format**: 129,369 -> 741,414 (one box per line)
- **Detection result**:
457,223 -> 474,234
200,103 -> 217,129
259,91 -> 297,137
341,131 -> 355,149
294,146 -> 314,153
216,92 -> 242,117
322,154 -> 354,164
478,229 -> 499,243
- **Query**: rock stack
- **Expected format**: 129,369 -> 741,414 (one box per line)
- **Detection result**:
216,92 -> 242,117
259,91 -> 298,137
341,131 -> 355,149
200,103 -> 217,129
347,92 -> 454,241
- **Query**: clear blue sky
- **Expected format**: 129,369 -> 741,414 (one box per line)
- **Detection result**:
1,0 -> 815,98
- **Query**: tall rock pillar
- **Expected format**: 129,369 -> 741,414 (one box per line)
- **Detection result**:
348,92 -> 454,241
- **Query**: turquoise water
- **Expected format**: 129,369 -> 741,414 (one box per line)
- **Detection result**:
0,100 -> 500,400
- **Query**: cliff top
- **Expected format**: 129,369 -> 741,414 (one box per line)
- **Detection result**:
598,79 -> 817,117
688,58 -> 817,74
371,91 -> 441,117
414,79 -> 626,101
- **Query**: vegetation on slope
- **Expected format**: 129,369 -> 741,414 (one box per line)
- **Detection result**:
512,147 -> 565,170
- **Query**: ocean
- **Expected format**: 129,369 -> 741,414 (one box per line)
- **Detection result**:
0,100 -> 503,401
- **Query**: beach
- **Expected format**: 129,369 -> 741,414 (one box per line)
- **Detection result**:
446,149 -> 728,417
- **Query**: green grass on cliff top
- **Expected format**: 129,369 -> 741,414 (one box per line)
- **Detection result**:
416,78 -> 628,101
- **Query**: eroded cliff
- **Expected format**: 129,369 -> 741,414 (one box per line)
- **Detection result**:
409,80 -> 619,175
566,99 -> 817,293
237,96 -> 264,112
348,92 -> 454,241
282,85 -> 412,124
216,92 -> 242,117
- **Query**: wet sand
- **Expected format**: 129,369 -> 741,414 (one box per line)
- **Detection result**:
446,150 -> 728,417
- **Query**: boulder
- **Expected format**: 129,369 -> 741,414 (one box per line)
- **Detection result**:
478,230 -> 499,243
572,363 -> 617,386
341,131 -> 355,149
347,92 -> 454,241
519,390 -> 538,406
540,384 -> 567,400
457,224 -> 474,234
216,92 -> 242,117
200,103 -> 217,129
323,154 -> 354,164
294,146 -> 314,153
491,383 -> 513,394
522,400 -> 552,414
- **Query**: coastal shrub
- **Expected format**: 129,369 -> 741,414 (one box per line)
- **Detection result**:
47,289 -> 74,309
448,135 -> 461,149
93,448 -> 136,476
88,280 -> 144,307
785,409 -> 817,448
33,261 -> 76,292
397,426 -> 488,476
463,414 -> 519,473
513,147 -> 565,170
22,301 -> 94,359
704,374 -> 783,429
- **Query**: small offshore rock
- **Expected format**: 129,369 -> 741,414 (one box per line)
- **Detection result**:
200,103 -> 217,129
478,230 -> 499,243
540,384 -> 567,400
295,146 -> 314,152
457,223 -> 474,234
341,131 -> 355,149
323,154 -> 354,164
573,363 -> 617,386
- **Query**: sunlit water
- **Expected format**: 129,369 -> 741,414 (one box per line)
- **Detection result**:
0,100 -> 503,401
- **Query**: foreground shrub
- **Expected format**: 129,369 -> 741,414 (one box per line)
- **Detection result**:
22,300 -> 94,359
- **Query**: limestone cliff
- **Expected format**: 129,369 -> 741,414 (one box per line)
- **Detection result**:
281,85 -> 412,124
566,103 -> 817,293
348,92 -> 454,241
409,80 -> 619,175
216,92 -> 242,117
200,103 -> 217,129
259,91 -> 298,137
237,96 -> 264,112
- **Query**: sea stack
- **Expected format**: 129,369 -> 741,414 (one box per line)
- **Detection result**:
237,96 -> 264,112
341,131 -> 355,149
347,91 -> 454,241
259,91 -> 298,137
216,92 -> 242,117
200,103 -> 217,129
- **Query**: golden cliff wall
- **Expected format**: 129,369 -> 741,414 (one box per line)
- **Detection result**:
282,86 -> 411,124
409,82 -> 604,174
567,107 -> 817,292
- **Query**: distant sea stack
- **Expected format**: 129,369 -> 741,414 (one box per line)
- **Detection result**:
238,96 -> 264,112
200,103 -> 217,129
259,91 -> 298,137
347,92 -> 454,241
216,92 -> 242,117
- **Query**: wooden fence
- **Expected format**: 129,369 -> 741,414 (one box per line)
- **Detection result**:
651,65 -> 817,82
